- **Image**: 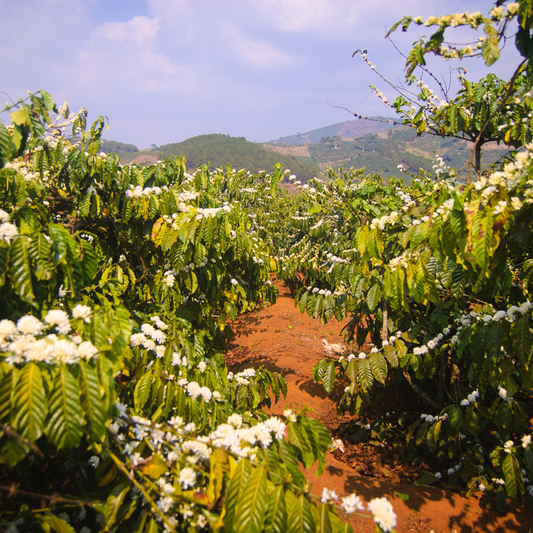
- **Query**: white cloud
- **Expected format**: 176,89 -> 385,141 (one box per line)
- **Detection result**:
145,0 -> 193,21
251,0 -> 359,35
222,23 -> 297,69
92,16 -> 160,48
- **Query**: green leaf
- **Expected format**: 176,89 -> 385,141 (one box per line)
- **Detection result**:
472,213 -> 492,271
234,466 -> 268,533
525,446 -> 533,476
406,418 -> 421,444
225,300 -> 237,321
279,439 -> 306,487
313,359 -> 327,383
316,504 -> 332,533
383,345 -> 399,367
346,358 -> 357,383
512,314 -> 532,367
287,421 -> 314,467
140,454 -> 168,479
28,233 -> 53,280
406,261 -> 425,303
415,420 -> 429,446
79,194 -> 91,217
224,459 -> 251,533
8,236 -> 35,303
264,484 -> 287,533
38,513 -> 76,533
287,494 -> 315,533
102,481 -> 131,528
446,405 -> 463,431
0,122 -> 15,167
427,420 -> 442,451
335,523 -> 354,533
503,453 -> 524,501
358,358 -> 373,389
322,361 -> 336,394
0,368 -> 18,423
134,371 -> 153,411
369,352 -> 387,385
11,107 -> 31,127
366,283 -> 381,311
46,365 -> 83,448
482,21 -> 500,66
394,491 -> 410,501
305,418 -> 332,454
13,363 -> 46,442
78,361 -> 107,441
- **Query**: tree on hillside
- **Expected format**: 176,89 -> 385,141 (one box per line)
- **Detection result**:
379,1 -> 533,181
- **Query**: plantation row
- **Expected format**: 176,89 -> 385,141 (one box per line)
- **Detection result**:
0,93 -> 401,532
3,2 -> 533,531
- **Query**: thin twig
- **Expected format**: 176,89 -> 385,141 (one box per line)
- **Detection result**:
106,448 -> 177,532
466,58 -> 528,183
387,37 -> 449,99
0,422 -> 44,458
401,369 -> 439,410
0,484 -> 91,507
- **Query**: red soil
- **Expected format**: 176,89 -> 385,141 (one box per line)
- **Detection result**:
227,280 -> 533,533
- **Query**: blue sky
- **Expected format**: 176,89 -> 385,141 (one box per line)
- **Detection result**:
0,0 -> 522,148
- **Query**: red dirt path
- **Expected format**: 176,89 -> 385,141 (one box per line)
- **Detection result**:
226,280 -> 533,533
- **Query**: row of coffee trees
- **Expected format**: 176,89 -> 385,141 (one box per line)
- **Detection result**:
2,0 -> 533,530
264,0 -> 533,513
0,96 -> 401,532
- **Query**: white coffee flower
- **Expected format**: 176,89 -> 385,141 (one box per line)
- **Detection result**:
320,487 -> 338,503
77,341 -> 98,360
0,222 -> 18,243
16,315 -> 45,335
341,493 -> 365,514
367,497 -> 397,532
72,304 -> 92,323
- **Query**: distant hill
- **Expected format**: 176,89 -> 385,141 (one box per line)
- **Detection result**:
270,119 -> 395,145
146,134 -> 320,181
101,139 -> 138,155
263,125 -> 511,183
112,120 -> 511,183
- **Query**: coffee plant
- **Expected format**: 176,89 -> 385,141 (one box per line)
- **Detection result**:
0,93 -> 395,532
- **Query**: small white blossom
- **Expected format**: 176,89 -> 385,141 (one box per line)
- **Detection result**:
341,493 -> 365,514
72,304 -> 92,322
367,497 -> 397,532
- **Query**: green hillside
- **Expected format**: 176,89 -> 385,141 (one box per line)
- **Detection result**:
271,118 -> 395,145
101,139 -> 139,155
265,126 -> 511,182
153,134 -> 320,180
113,125 -> 511,184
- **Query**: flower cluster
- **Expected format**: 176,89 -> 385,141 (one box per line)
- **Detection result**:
0,308 -> 98,365
318,486 -> 396,530
130,319 -> 168,357
460,389 -> 479,406
420,413 -> 448,424
370,211 -> 399,231
125,184 -> 167,198
0,222 -> 18,243
228,367 -> 256,385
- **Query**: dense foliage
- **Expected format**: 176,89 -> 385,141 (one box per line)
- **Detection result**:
2,1 -> 533,531
154,134 -> 320,182
0,93 -> 396,533
306,128 -> 510,179
101,140 -> 139,155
